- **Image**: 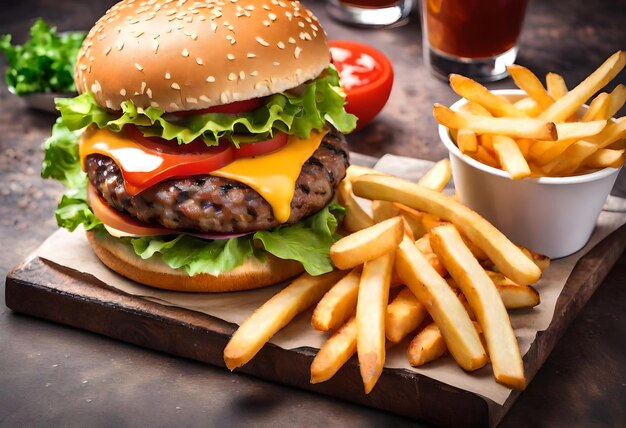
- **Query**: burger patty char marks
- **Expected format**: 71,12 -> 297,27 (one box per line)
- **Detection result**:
86,128 -> 349,233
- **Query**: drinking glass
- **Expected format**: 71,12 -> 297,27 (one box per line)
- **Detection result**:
420,0 -> 529,82
326,0 -> 414,27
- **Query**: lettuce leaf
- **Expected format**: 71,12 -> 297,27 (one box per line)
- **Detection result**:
127,204 -> 343,276
0,19 -> 85,95
42,116 -> 344,276
56,66 -> 357,146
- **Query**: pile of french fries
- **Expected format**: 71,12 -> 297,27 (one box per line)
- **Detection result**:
434,50 -> 626,179
224,161 -> 549,394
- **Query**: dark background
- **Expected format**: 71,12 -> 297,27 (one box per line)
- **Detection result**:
1,0 -> 625,426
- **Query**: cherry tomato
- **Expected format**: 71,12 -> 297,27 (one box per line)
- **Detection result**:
172,98 -> 263,116
329,40 -> 394,131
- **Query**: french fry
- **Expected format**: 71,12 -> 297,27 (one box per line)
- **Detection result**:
356,251 -> 394,393
546,140 -> 599,176
407,323 -> 447,367
352,174 -> 542,285
472,145 -> 500,168
508,64 -> 554,110
587,117 -> 626,148
415,234 -> 447,277
449,74 -> 527,117
434,104 -> 558,141
224,270 -> 347,370
346,165 -> 386,182
583,148 -> 625,169
330,216 -> 404,270
513,97 -> 542,117
555,120 -> 607,140
530,138 -> 581,165
539,51 -> 626,122
371,200 -> 399,223
516,138 -> 533,158
385,287 -> 428,343
457,129 -> 479,153
395,236 -> 487,371
545,72 -> 568,99
492,135 -> 531,179
421,212 -> 446,232
486,271 -> 541,309
310,316 -> 357,384
517,246 -> 551,271
338,179 -> 374,233
417,159 -> 452,191
429,225 -> 525,389
480,134 -> 495,152
604,84 -> 626,119
582,92 -> 611,121
311,268 -> 361,332
394,203 -> 427,239
460,101 -> 493,117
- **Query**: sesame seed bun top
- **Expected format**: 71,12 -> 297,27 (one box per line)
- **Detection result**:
75,0 -> 330,112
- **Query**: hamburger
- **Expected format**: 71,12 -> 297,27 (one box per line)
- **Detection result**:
42,0 -> 356,292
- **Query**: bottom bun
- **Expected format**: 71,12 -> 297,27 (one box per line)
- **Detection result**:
86,231 -> 304,292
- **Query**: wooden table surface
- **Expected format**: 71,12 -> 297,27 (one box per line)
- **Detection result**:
1,0 -> 625,426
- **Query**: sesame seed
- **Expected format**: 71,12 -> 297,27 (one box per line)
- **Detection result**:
220,92 -> 230,103
268,12 -> 277,20
247,53 -> 256,58
170,102 -> 179,110
206,75 -> 216,82
273,61 -> 280,66
141,82 -> 147,93
196,57 -> 203,65
171,82 -> 181,90
181,48 -> 189,57
227,53 -> 235,60
262,20 -> 270,26
256,36 -> 269,46
200,95 -> 211,102
135,63 -> 144,71
191,32 -> 198,40
250,71 -> 258,76
147,88 -> 153,98
298,21 -> 305,28
294,46 -> 302,59
262,4 -> 270,10
239,71 -> 245,80
211,23 -> 218,32
120,89 -> 127,96
152,39 -> 160,53
228,73 -> 237,81
186,97 -> 198,104
134,31 -> 144,38
116,40 -> 124,50
150,101 -> 160,108
165,72 -> 171,79
104,46 -> 112,55
277,41 -> 285,49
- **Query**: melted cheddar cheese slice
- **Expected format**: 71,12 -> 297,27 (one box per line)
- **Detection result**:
79,128 -> 327,223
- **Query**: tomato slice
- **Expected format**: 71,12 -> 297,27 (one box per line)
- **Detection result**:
329,40 -> 394,130
236,132 -> 289,157
172,98 -> 263,116
87,184 -> 174,236
117,126 -> 237,194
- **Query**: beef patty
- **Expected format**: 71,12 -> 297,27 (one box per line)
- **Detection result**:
86,128 -> 349,233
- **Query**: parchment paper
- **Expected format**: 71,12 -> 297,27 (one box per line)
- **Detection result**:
33,154 -> 626,405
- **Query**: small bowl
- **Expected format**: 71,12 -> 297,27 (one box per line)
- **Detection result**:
439,89 -> 621,259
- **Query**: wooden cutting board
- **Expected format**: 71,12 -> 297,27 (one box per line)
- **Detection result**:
5,221 -> 624,427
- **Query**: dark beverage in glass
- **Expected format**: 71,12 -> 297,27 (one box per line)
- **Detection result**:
421,0 -> 529,81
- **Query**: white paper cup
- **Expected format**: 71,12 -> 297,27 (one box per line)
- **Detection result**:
439,90 -> 621,259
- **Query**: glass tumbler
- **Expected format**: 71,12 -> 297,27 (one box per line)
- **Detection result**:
326,0 -> 414,27
420,0 -> 529,82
